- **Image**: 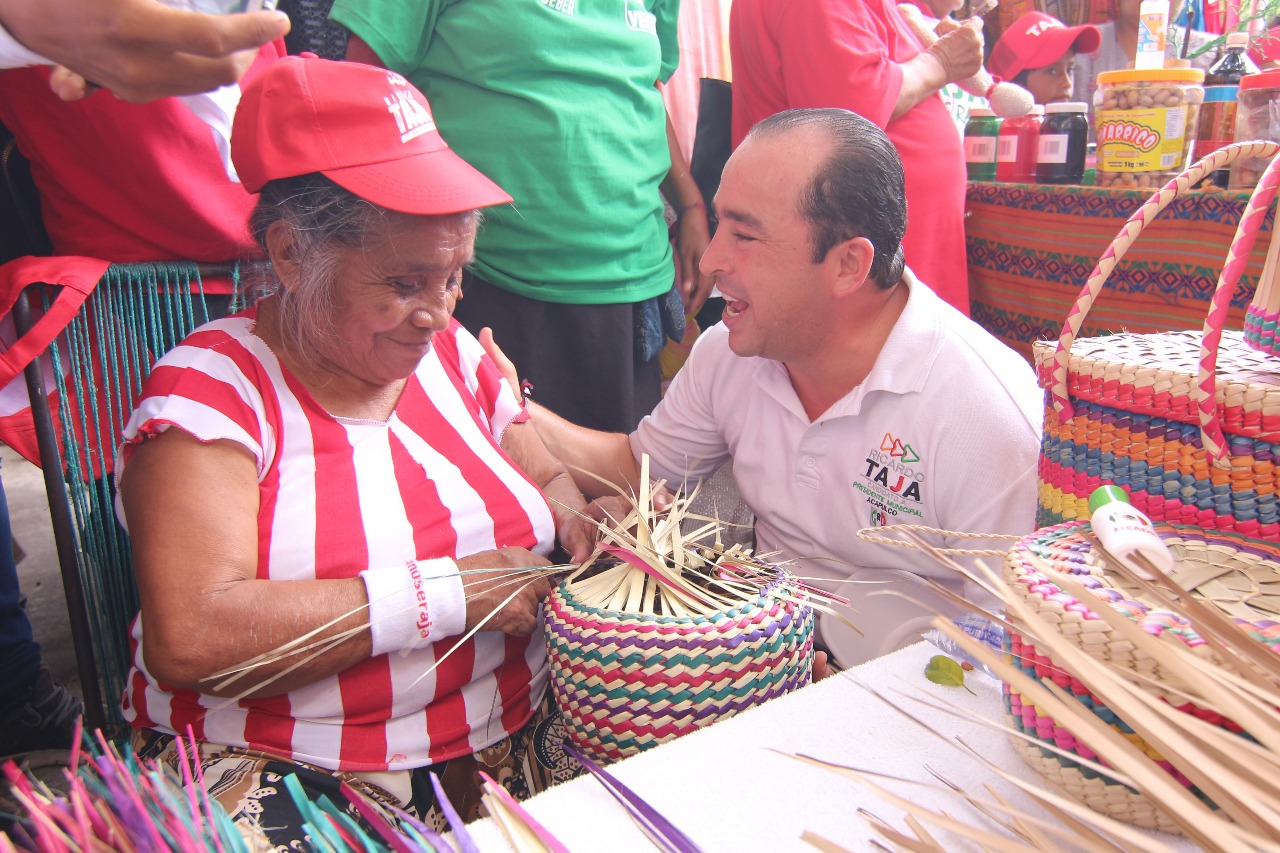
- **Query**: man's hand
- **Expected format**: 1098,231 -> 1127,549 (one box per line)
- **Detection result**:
0,0 -> 290,102
926,18 -> 984,84
457,547 -> 554,635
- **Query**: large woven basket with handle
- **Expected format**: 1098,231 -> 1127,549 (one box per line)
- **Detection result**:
1017,139 -> 1280,832
1035,140 -> 1280,538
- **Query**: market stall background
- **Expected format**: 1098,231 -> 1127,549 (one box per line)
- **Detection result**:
966,181 -> 1267,360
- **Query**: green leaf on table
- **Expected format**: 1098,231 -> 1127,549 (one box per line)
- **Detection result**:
925,654 -> 975,694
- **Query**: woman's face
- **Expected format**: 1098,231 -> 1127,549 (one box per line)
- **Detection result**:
1025,52 -> 1076,104
312,211 -> 478,388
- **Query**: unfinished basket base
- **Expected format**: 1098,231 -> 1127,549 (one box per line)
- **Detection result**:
1008,732 -> 1185,835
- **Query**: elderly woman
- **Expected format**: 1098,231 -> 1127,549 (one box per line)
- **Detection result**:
115,57 -> 595,843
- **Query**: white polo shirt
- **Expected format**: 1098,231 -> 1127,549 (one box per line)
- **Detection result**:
631,273 -> 1043,662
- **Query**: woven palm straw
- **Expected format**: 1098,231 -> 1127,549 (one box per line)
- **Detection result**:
1036,141 -> 1280,537
1003,520 -> 1280,832
544,565 -> 814,763
1244,304 -> 1280,357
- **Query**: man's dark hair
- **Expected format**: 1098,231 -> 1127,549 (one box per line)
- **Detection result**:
748,109 -> 907,288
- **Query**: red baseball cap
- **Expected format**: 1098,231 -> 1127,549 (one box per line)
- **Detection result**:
989,12 -> 1101,80
232,55 -> 512,215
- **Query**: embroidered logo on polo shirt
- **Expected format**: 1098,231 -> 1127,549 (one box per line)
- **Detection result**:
540,0 -> 577,16
853,431 -> 926,520
625,0 -> 656,32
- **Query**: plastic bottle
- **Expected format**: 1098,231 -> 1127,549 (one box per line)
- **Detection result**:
1195,31 -> 1258,189
1135,0 -> 1169,71
1088,485 -> 1175,579
1037,102 -> 1089,184
964,107 -> 1001,181
922,613 -> 1005,678
996,104 -> 1043,182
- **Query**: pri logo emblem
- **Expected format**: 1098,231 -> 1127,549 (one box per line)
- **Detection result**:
870,509 -> 889,528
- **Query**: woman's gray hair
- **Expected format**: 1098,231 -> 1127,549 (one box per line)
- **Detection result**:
247,173 -> 479,364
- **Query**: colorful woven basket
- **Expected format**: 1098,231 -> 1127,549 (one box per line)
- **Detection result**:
1003,520 -> 1280,832
1036,140 -> 1280,537
544,562 -> 814,764
1244,303 -> 1280,357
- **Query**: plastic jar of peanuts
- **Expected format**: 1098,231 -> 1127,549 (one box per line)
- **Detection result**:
1228,70 -> 1280,190
1093,68 -> 1205,190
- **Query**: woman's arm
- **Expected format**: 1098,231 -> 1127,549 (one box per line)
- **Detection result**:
500,419 -> 597,563
122,428 -> 551,699
659,105 -> 714,316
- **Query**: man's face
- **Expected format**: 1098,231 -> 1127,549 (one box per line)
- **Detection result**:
699,130 -> 832,363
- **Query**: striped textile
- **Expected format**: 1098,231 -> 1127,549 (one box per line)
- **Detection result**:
117,312 -> 555,772
966,182 -> 1268,361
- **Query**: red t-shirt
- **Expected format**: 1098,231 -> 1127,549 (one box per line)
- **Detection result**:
729,0 -> 970,314
0,43 -> 283,293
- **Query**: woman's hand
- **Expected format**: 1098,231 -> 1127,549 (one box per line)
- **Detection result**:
457,547 -> 554,635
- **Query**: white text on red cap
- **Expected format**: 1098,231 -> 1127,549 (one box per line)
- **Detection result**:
1024,19 -> 1065,36
385,89 -> 436,144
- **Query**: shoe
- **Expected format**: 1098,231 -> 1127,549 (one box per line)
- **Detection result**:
0,667 -> 83,757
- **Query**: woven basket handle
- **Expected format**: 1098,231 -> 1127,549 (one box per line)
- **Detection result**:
1195,147 -> 1280,462
856,524 -> 1020,558
1048,141 -> 1280,459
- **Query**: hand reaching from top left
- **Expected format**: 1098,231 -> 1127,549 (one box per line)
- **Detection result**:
0,0 -> 290,102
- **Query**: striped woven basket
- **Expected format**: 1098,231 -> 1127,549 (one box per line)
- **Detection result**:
1036,140 -> 1280,537
1003,520 -> 1280,833
544,561 -> 814,764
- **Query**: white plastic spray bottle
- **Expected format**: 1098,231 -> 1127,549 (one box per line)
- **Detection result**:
1088,485 -> 1175,580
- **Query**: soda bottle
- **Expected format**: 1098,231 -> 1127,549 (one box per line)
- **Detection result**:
1196,31 -> 1258,189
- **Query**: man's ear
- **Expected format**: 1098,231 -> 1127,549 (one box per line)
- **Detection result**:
829,236 -> 876,298
264,220 -> 301,294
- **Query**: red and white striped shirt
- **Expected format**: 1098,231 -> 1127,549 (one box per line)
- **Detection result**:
116,312 -> 554,772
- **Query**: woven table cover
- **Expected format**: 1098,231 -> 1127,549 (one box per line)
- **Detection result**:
1003,520 -> 1280,832
967,182 -> 1264,361
544,565 -> 814,763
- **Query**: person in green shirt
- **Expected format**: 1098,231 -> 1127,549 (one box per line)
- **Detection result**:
332,0 -> 712,432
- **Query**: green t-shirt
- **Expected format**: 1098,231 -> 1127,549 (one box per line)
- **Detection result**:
330,0 -> 680,305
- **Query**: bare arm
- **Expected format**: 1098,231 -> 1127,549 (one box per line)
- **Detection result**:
891,19 -> 983,120
0,0 -> 289,102
500,419 -> 596,562
659,104 -> 714,316
524,401 -> 642,501
122,429 -> 551,699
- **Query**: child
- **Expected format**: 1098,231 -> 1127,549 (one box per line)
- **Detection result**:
989,11 -> 1101,105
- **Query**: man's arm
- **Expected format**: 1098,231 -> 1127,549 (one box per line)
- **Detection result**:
478,327 -> 642,500
0,0 -> 290,102
524,401 -> 642,501
891,19 -> 983,119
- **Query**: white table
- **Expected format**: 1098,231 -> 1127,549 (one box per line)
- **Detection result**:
466,643 -> 1199,852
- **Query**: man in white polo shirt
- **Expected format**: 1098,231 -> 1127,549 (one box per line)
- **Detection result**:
496,108 -> 1042,667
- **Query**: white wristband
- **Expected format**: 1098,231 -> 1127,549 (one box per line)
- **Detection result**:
360,558 -> 466,657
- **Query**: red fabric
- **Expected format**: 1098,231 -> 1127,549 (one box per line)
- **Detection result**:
232,56 -> 512,214
729,0 -> 970,314
0,44 -> 283,292
0,256 -> 108,466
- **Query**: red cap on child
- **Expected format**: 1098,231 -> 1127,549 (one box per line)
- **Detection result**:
231,55 -> 512,215
989,12 -> 1102,80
